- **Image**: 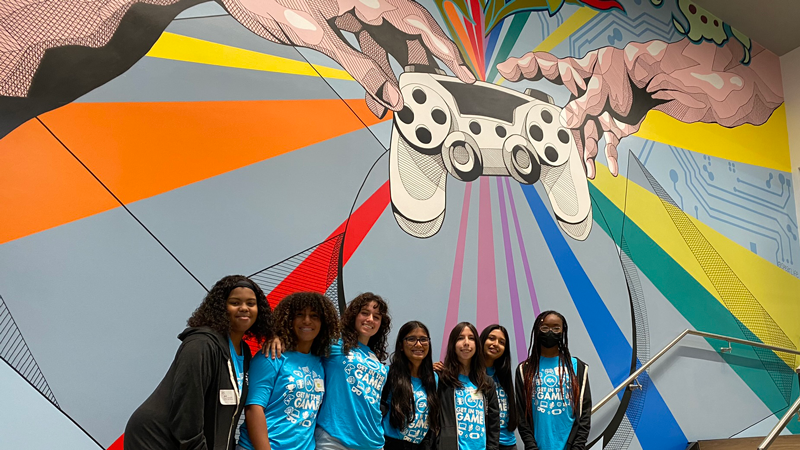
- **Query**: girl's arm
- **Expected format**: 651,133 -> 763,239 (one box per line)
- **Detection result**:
245,405 -> 272,450
484,381 -> 501,450
514,365 -> 538,450
572,367 -> 592,449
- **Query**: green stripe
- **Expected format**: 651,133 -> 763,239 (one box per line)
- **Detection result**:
589,183 -> 800,433
486,12 -> 531,83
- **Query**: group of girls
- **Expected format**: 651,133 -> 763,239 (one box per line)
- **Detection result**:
123,275 -> 591,450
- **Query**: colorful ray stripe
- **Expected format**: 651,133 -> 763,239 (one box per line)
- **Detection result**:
520,184 -> 689,450
634,108 -> 791,172
443,2 -> 480,76
146,32 -> 354,80
590,162 -> 800,350
0,100 -> 390,245
486,12 -> 530,84
590,182 -> 800,433
477,177 -> 499,330
441,184 -> 474,359
496,178 -> 528,361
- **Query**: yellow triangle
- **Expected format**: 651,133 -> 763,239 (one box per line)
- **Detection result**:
146,32 -> 355,81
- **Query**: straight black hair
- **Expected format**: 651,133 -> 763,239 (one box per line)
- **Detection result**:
480,324 -> 517,431
441,322 -> 493,396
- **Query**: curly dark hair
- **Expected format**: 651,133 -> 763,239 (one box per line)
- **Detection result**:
341,292 -> 391,361
187,275 -> 273,342
272,292 -> 340,357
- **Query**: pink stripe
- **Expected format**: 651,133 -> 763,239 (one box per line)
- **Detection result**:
477,178 -> 499,331
441,183 -> 473,359
504,178 -> 541,320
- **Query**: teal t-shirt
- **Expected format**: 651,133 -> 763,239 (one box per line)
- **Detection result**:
486,367 -> 516,446
455,374 -> 486,450
533,356 -> 578,450
238,351 -> 325,450
228,338 -> 244,393
316,339 -> 388,450
382,374 -> 437,443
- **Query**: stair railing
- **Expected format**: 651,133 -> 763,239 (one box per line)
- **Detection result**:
758,365 -> 800,450
591,330 -> 800,435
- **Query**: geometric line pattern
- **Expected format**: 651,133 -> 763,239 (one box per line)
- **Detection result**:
0,294 -> 58,407
631,154 -> 798,403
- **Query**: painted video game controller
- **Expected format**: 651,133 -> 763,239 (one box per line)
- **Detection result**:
389,67 -> 593,240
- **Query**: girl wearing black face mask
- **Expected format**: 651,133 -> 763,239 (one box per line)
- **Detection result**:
514,311 -> 591,450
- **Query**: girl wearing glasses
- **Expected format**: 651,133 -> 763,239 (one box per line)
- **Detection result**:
438,322 -> 500,450
515,311 -> 591,450
381,321 -> 440,449
480,325 -> 518,450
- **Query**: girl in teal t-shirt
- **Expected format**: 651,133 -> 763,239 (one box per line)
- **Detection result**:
438,322 -> 500,450
480,325 -> 518,450
238,291 -> 340,450
515,311 -> 592,450
381,321 -> 440,449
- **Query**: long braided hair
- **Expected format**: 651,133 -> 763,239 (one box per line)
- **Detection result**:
522,311 -> 579,420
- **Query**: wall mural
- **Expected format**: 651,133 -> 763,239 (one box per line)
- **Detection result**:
1,0 -> 798,449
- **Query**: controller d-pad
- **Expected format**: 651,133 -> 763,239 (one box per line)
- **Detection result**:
398,107 -> 414,124
413,89 -> 427,104
432,109 -> 447,125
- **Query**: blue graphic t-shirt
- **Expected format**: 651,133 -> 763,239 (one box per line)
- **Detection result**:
228,338 -> 244,393
238,351 -> 325,450
317,339 -> 388,450
486,367 -> 516,446
533,356 -> 578,450
382,374 -> 437,443
455,374 -> 486,450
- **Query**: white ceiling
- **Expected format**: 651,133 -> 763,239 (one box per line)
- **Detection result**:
693,0 -> 800,56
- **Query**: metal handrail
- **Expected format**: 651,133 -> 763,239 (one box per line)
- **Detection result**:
758,366 -> 800,450
592,329 -> 800,415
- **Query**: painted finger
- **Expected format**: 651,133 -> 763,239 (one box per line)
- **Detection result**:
365,93 -> 388,119
582,120 -> 599,179
497,53 -> 533,81
562,74 -> 605,129
395,6 -> 476,83
602,130 -> 620,176
558,61 -> 587,97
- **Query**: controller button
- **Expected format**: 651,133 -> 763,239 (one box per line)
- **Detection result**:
544,145 -> 558,163
416,127 -> 432,144
495,125 -> 507,138
529,124 -> 544,142
541,110 -> 553,124
513,145 -> 531,169
412,89 -> 427,104
558,129 -> 570,144
432,109 -> 447,125
469,121 -> 482,135
398,106 -> 414,124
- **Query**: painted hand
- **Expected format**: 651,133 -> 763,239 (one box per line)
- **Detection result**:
497,39 -> 781,178
222,0 -> 476,118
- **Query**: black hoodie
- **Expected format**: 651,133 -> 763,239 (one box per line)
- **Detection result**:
124,327 -> 251,450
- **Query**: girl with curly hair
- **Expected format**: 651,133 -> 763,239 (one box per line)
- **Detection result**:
480,325 -> 518,450
515,311 -> 591,450
438,322 -> 500,450
124,275 -> 273,450
237,292 -> 340,450
314,292 -> 391,450
380,321 -> 440,450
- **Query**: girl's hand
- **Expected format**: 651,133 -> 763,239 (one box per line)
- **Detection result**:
261,337 -> 284,359
432,361 -> 444,373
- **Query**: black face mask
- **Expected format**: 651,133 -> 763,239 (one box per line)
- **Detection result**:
540,331 -> 561,349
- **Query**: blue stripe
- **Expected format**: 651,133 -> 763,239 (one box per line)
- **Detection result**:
485,23 -> 503,74
520,185 -> 687,450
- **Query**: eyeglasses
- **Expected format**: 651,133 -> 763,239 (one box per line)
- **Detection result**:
404,336 -> 431,346
539,325 -> 562,333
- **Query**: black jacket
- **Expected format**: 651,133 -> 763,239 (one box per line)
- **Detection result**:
514,358 -> 591,450
436,376 -> 500,450
124,327 -> 251,450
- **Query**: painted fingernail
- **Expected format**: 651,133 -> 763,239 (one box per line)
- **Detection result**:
562,108 -> 581,128
460,65 -> 476,83
383,83 -> 402,109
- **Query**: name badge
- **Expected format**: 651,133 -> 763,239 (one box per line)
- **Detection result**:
314,379 -> 325,392
220,389 -> 237,405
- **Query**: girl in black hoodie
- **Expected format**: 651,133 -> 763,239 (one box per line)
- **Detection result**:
124,275 -> 274,450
